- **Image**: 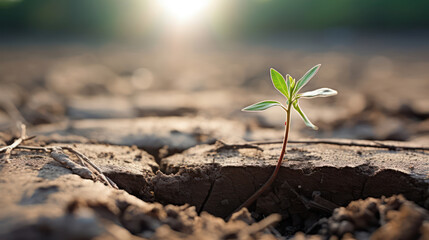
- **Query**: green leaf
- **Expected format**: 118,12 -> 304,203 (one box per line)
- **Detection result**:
270,68 -> 289,98
289,75 -> 295,87
285,74 -> 291,95
293,101 -> 318,130
294,64 -> 321,95
242,100 -> 286,112
300,88 -> 338,99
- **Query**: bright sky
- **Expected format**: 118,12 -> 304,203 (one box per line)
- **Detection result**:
157,0 -> 213,25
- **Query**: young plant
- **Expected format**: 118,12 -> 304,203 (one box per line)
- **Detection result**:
236,64 -> 337,212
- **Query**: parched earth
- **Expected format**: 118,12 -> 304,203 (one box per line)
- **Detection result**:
0,144 -> 279,240
0,123 -> 428,239
1,42 -> 429,239
1,43 -> 429,143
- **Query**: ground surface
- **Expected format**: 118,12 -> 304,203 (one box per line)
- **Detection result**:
0,40 -> 429,239
1,41 -> 429,143
0,138 -> 428,239
0,144 -> 281,240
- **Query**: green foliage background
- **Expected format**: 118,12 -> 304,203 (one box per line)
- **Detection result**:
1,0 -> 428,39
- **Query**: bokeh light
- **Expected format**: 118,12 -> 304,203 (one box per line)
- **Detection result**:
157,0 -> 213,25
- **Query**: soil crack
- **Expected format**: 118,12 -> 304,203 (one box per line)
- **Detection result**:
198,177 -> 217,214
210,141 -> 263,153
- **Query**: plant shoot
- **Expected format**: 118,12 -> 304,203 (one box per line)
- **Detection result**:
234,64 -> 338,213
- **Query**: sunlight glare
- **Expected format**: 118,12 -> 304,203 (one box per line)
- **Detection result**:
158,0 -> 212,24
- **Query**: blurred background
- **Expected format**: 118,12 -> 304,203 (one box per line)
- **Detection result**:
1,0 -> 429,144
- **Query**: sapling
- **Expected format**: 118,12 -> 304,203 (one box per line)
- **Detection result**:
235,64 -> 337,212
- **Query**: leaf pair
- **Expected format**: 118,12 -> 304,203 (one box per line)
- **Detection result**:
242,64 -> 337,130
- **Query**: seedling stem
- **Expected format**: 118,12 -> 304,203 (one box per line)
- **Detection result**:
234,101 -> 292,212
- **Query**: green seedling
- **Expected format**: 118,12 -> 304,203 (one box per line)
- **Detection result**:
235,64 -> 337,212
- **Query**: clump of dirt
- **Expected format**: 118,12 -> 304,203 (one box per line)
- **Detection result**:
4,195 -> 281,240
303,195 -> 429,240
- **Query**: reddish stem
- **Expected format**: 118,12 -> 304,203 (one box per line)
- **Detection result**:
229,103 -> 292,216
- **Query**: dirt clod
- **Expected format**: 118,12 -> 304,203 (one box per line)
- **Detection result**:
320,195 -> 429,239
